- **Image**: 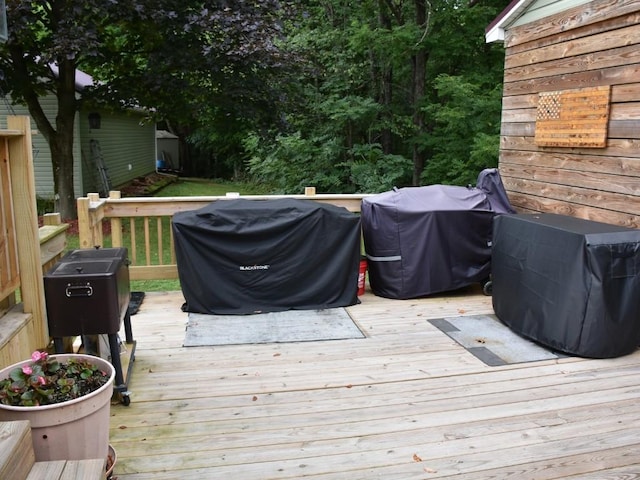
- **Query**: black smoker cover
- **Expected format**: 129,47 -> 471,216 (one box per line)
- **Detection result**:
172,198 -> 361,314
476,168 -> 516,214
362,184 -> 494,299
492,213 -> 640,358
361,168 -> 513,299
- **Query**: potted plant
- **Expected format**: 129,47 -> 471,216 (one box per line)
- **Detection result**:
0,350 -> 115,463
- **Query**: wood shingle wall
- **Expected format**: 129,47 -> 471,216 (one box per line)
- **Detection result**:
497,0 -> 640,228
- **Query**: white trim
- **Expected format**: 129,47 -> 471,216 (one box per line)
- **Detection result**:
485,0 -> 535,43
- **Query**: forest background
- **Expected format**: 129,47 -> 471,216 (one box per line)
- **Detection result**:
0,0 -> 508,218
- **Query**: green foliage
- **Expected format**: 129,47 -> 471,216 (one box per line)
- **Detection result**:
244,84 -> 416,193
36,197 -> 55,216
2,0 -> 509,194
0,1 -> 297,207
246,131 -> 348,193
242,0 -> 506,190
419,74 -> 503,185
348,144 -> 413,192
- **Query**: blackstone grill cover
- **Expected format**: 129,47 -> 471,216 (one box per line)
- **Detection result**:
492,213 -> 640,358
172,198 -> 361,315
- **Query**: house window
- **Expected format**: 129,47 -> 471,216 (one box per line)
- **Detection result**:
88,112 -> 101,129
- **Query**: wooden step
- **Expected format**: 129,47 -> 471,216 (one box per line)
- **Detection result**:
26,458 -> 106,480
0,420 -> 36,480
0,421 -> 106,480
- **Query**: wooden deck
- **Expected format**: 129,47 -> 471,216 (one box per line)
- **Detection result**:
109,288 -> 640,479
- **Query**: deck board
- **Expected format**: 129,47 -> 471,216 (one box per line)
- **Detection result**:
109,288 -> 640,479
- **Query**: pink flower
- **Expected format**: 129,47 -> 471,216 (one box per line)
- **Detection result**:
31,351 -> 48,362
37,376 -> 46,386
22,366 -> 33,375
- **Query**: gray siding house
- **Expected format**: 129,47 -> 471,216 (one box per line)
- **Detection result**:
0,70 -> 156,200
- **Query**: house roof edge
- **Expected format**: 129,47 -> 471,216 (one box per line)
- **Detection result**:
485,0 -> 535,43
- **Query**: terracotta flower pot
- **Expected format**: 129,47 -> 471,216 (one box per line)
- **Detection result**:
0,354 -> 115,461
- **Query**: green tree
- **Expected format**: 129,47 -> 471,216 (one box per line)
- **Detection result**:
415,0 -> 506,185
420,74 -> 503,185
0,1 -> 294,217
246,0 -> 506,193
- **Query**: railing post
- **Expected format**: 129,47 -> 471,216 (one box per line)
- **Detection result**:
43,212 -> 61,226
7,115 -> 48,348
77,196 -> 92,249
87,193 -> 103,247
109,191 -> 123,247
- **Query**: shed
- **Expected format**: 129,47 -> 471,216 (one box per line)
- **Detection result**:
156,130 -> 180,171
0,69 -> 156,200
486,0 -> 640,228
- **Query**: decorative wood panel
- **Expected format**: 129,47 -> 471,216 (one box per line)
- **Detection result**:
534,86 -> 611,147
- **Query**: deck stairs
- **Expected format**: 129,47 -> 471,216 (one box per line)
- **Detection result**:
0,421 -> 105,480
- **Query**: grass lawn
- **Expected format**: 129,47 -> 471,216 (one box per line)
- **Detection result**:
156,177 -> 273,197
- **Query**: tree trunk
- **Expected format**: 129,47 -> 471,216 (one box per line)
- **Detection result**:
412,0 -> 428,185
377,0 -> 394,154
49,130 -> 76,220
11,50 -> 79,219
51,60 -> 79,219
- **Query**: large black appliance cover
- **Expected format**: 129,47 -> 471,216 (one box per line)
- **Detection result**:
361,169 -> 513,299
492,213 -> 640,358
173,198 -> 361,314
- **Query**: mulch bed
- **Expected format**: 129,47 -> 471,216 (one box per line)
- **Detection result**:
118,173 -> 174,197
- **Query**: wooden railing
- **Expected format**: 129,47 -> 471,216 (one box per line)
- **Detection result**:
77,190 -> 368,281
0,117 -> 69,368
39,214 -> 69,274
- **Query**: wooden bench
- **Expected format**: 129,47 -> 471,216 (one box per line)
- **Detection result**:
0,421 -> 105,480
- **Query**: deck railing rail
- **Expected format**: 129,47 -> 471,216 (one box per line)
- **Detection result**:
77,190 -> 368,281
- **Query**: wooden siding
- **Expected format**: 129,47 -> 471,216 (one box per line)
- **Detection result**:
511,0 -> 590,28
497,0 -> 640,228
78,110 -> 156,194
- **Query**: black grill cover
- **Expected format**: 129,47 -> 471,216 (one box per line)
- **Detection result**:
361,169 -> 513,299
362,185 -> 495,299
172,198 -> 361,314
492,213 -> 640,358
476,168 -> 516,214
